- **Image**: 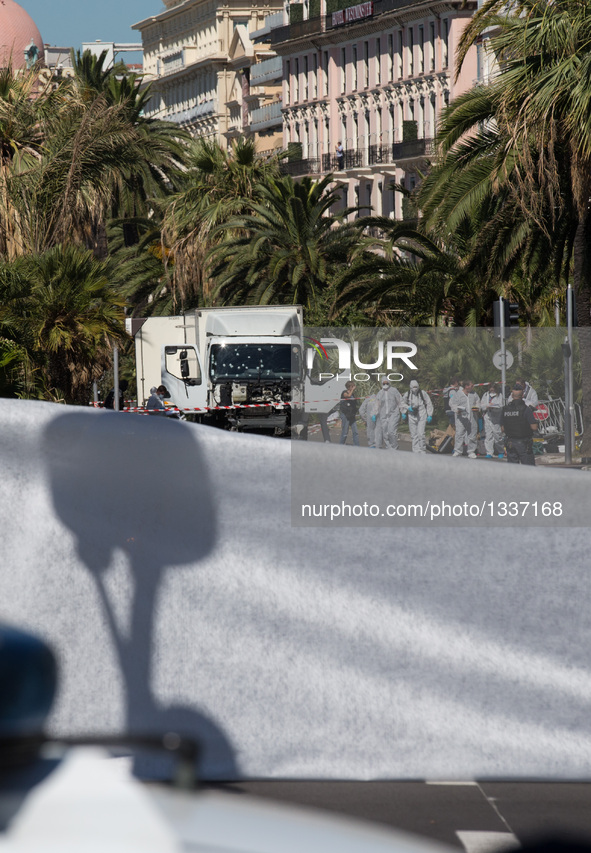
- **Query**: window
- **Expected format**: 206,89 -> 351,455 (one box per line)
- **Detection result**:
286,59 -> 291,103
397,30 -> 403,77
376,38 -> 381,85
312,53 -> 318,98
418,26 -> 424,73
408,27 -> 414,76
352,44 -> 358,89
304,55 -> 309,100
442,19 -> 449,69
341,47 -> 346,92
388,33 -> 394,80
165,347 -> 202,384
363,41 -> 369,88
429,22 -> 436,71
294,57 -> 299,101
323,50 -> 329,96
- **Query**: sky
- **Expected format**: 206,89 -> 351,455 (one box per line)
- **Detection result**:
19,0 -> 161,50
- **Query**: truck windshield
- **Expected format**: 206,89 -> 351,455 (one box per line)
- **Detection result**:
210,344 -> 300,382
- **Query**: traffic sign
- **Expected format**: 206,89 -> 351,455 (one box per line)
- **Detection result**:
492,349 -> 514,370
533,403 -> 549,421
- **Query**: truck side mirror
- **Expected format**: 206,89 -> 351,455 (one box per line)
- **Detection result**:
180,350 -> 190,379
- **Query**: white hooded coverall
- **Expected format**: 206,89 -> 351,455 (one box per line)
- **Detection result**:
402,383 -> 434,453
376,384 -> 403,449
481,389 -> 505,455
359,393 -> 381,448
451,387 -> 481,456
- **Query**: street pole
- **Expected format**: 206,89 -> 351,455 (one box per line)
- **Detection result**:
563,337 -> 572,464
567,284 -> 576,456
93,381 -> 98,407
113,347 -> 120,412
500,295 -> 506,396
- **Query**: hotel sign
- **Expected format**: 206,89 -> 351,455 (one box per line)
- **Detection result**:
331,1 -> 374,26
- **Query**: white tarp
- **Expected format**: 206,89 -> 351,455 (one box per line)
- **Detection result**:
1,398 -> 591,780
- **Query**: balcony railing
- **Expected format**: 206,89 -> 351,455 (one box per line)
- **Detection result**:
250,100 -> 283,130
368,144 -> 391,165
168,100 -> 216,125
391,137 -> 435,160
250,56 -> 283,86
292,138 -> 434,175
280,157 -> 322,176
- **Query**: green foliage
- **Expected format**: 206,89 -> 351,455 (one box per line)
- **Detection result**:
0,245 -> 126,403
309,0 -> 321,18
289,4 -> 304,23
402,120 -> 418,142
163,137 -> 281,310
287,142 -> 303,162
325,0 -> 360,14
209,173 -> 362,313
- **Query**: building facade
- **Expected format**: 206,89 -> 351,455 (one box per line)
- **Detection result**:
133,0 -> 283,143
271,0 -> 477,217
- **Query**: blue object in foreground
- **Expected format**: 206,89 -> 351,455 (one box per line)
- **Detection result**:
0,626 -> 57,737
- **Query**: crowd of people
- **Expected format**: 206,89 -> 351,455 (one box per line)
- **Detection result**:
335,376 -> 540,465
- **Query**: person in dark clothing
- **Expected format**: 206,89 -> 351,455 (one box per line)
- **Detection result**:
502,384 -> 538,465
339,381 -> 359,446
104,379 -> 128,411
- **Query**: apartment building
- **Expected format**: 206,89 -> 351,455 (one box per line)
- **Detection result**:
227,13 -> 284,153
133,0 -> 283,143
271,0 -> 477,217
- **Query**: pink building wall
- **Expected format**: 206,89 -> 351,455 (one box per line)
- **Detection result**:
276,1 -> 477,218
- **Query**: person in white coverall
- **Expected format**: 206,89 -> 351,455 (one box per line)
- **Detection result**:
451,379 -> 480,458
376,379 -> 403,449
359,391 -> 381,448
401,379 -> 434,453
480,382 -> 505,457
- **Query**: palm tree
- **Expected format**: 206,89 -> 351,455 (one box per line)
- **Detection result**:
0,245 -> 126,403
70,48 -> 113,99
0,56 -> 187,261
445,0 -> 591,451
0,66 -> 61,259
162,137 -> 281,309
208,173 -> 361,317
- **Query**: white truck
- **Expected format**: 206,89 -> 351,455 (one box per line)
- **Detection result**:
129,306 -> 346,435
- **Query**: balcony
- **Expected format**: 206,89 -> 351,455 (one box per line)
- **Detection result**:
250,56 -> 283,86
286,136 -> 434,177
251,11 -> 285,40
270,16 -> 323,45
368,144 -> 390,165
390,137 -> 434,160
250,100 -> 283,131
168,100 -> 216,125
322,147 -> 363,171
280,157 -> 322,176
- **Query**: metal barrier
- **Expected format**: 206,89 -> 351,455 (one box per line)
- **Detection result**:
537,399 -> 584,438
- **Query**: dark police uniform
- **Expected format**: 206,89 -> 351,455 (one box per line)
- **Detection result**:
502,397 -> 537,465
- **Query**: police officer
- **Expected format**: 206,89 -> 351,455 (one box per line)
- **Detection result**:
502,384 -> 538,465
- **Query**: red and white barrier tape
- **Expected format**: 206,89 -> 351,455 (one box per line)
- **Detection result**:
92,381 -> 500,413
